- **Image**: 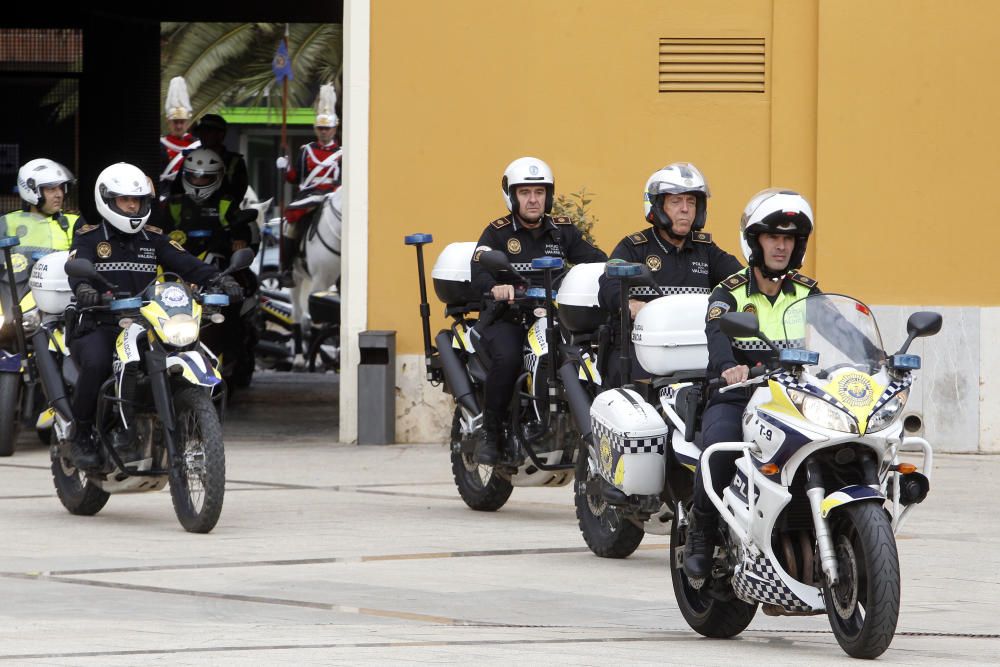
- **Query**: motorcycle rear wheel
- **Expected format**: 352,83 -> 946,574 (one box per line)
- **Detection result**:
670,502 -> 757,638
51,449 -> 110,516
169,387 -> 226,533
574,449 -> 644,558
824,502 -> 900,659
449,408 -> 513,512
0,372 -> 21,456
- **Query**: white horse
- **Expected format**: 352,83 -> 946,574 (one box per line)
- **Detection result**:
290,188 -> 342,333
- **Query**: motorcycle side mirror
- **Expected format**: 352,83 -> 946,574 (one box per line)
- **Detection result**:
226,247 -> 256,274
64,258 -> 100,280
479,250 -> 525,282
719,311 -> 760,339
720,311 -> 780,352
895,311 -> 943,355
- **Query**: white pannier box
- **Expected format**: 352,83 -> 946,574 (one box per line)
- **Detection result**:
431,242 -> 477,306
589,387 -> 668,495
555,262 -> 607,333
29,251 -> 73,315
631,294 -> 709,376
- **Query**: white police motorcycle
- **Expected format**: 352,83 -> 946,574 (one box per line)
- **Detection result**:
665,294 -> 940,659
404,234 -> 607,511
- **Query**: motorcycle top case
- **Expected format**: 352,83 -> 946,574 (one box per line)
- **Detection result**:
29,250 -> 73,315
631,294 -> 709,376
431,242 -> 478,307
589,387 -> 667,496
555,262 -> 607,333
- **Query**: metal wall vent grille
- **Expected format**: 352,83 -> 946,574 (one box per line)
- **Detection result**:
659,37 -> 765,93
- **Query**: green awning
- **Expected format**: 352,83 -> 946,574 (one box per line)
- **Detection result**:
220,107 -> 316,126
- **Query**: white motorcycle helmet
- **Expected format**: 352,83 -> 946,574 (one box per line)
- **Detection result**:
182,148 -> 225,204
94,163 -> 154,234
643,162 -> 710,236
739,188 -> 814,278
17,158 -> 74,208
501,156 -> 554,218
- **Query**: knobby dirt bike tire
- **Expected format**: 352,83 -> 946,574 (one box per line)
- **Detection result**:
574,448 -> 645,558
169,387 -> 226,533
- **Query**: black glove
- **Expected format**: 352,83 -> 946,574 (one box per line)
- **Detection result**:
75,283 -> 100,308
217,275 -> 244,303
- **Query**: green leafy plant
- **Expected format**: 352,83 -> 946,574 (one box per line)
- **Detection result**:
552,187 -> 599,246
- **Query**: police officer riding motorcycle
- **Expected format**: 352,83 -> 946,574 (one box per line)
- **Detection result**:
471,157 -> 607,465
66,162 -> 242,471
0,158 -> 82,455
165,148 -> 260,389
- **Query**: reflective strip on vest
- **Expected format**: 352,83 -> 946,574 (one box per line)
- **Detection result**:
729,278 -> 811,350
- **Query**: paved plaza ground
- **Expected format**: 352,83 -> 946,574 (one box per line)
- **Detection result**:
1,373 -> 998,665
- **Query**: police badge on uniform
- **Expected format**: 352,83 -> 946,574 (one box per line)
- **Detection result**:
97,242 -> 112,259
507,238 -> 521,255
645,255 -> 662,272
743,304 -> 757,315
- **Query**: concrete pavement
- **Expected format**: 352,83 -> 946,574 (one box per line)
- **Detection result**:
1,372 -> 998,665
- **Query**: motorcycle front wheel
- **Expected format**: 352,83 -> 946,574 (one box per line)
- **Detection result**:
51,448 -> 110,516
449,408 -> 513,512
169,387 -> 226,533
574,449 -> 644,558
670,501 -> 757,638
0,372 -> 21,456
823,501 -> 900,659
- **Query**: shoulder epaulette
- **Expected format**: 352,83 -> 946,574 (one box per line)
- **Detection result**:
722,272 -> 749,290
144,225 -> 163,234
75,224 -> 99,235
628,231 -> 647,245
691,231 -> 713,243
490,216 -> 512,229
551,215 -> 572,225
789,272 -> 818,288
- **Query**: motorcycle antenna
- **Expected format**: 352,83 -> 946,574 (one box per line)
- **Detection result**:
404,234 -> 435,363
605,259 -> 644,389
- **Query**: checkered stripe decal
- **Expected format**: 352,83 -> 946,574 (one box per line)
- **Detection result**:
733,337 -> 805,351
511,262 -> 537,272
591,415 -> 666,454
628,285 -> 710,298
773,372 -> 851,413
732,551 -> 814,612
97,262 -> 158,273
871,376 -> 912,413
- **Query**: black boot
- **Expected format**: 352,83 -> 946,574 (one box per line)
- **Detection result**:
683,507 -> 718,579
70,426 -> 100,471
476,410 -> 503,465
278,236 -> 297,287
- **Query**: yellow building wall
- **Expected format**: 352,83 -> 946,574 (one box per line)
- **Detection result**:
370,0 -> 997,355
814,0 -> 1000,304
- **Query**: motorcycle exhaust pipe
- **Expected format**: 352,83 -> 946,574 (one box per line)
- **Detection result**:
434,331 -> 479,416
30,328 -> 73,422
559,361 -> 593,443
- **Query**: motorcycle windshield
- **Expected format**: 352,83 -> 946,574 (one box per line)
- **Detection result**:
782,294 -> 886,376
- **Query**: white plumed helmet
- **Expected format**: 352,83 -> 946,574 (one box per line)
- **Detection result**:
315,83 -> 339,128
165,76 -> 193,121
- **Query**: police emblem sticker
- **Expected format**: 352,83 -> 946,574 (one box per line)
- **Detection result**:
742,303 -> 757,315
599,434 -> 613,475
472,245 -> 491,262
161,285 -> 190,308
170,240 -> 187,253
97,242 -> 112,259
9,253 -> 28,274
645,255 -> 662,272
836,372 -> 875,408
507,238 -> 522,255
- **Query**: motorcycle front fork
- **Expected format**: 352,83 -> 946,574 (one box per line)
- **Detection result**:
804,458 -> 839,586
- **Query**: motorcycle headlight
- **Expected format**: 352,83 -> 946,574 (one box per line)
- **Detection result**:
788,388 -> 859,434
868,389 -> 909,433
161,313 -> 199,346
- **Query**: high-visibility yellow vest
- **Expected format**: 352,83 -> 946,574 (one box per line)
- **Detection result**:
0,210 -> 79,252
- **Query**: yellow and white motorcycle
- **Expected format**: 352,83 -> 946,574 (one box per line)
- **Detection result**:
669,293 -> 941,659
35,248 -> 254,533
